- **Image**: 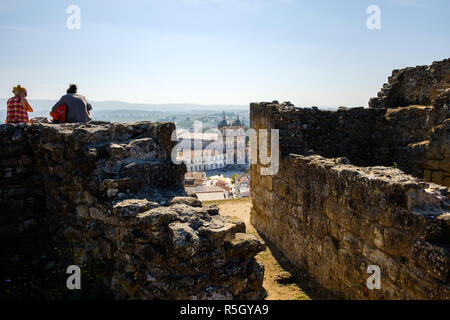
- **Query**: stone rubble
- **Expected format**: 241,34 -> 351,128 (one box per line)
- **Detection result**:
370,58 -> 450,109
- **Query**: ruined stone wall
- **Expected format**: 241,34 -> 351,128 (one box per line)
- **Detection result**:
369,58 -> 450,109
251,102 -> 450,299
0,125 -> 49,296
384,102 -> 449,180
263,103 -> 390,165
0,122 -> 265,300
420,90 -> 450,187
0,125 -> 45,238
254,100 -> 449,186
422,119 -> 450,187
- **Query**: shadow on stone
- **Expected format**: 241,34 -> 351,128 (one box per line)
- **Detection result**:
256,231 -> 339,300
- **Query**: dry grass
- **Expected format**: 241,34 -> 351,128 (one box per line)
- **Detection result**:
204,198 -> 312,300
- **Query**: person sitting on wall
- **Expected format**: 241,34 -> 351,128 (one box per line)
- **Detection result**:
51,84 -> 92,123
5,85 -> 33,124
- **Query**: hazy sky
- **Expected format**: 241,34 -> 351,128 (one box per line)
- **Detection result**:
0,0 -> 449,107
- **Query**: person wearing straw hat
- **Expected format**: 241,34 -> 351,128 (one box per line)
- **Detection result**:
5,85 -> 33,124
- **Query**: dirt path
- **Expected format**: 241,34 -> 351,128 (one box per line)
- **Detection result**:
204,198 -> 311,300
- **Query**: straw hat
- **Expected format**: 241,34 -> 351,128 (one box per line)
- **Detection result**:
12,85 -> 27,97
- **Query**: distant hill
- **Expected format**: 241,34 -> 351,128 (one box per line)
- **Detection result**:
89,101 -> 250,112
0,99 -> 249,112
90,109 -> 168,122
0,98 -> 338,123
0,98 -> 251,122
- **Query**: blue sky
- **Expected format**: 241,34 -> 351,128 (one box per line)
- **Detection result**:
0,0 -> 449,107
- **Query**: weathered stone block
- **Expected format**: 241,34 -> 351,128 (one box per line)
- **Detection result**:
444,177 -> 450,187
431,171 -> 444,185
439,159 -> 450,173
225,233 -> 266,259
424,169 -> 432,181
424,159 -> 440,170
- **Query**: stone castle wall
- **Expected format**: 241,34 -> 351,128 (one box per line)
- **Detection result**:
0,122 -> 265,300
255,99 -> 449,186
0,125 -> 45,238
0,125 -> 48,294
250,99 -> 450,299
369,58 -> 450,109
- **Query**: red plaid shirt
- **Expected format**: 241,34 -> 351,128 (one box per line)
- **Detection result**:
6,96 -> 29,124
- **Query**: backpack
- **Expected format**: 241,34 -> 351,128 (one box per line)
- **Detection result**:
50,104 -> 67,123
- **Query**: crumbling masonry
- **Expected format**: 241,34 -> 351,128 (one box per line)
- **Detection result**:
0,122 -> 265,299
251,58 -> 450,299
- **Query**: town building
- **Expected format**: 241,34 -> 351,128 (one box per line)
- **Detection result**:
184,172 -> 206,187
185,185 -> 228,201
176,113 -> 247,172
178,149 -> 225,172
236,175 -> 250,197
